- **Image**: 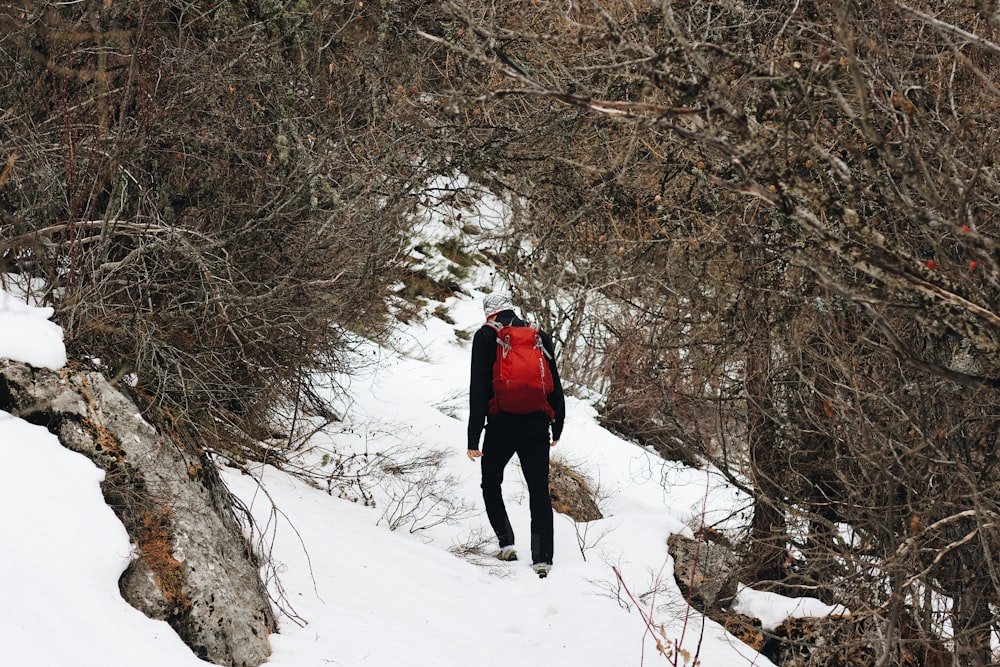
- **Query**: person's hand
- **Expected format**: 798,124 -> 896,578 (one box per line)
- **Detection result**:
550,439 -> 559,448
467,449 -> 483,461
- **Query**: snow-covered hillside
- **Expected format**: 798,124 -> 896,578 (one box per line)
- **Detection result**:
1,257 -> 840,666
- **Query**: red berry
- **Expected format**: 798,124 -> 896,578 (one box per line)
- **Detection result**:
969,261 -> 978,269
961,225 -> 971,232
926,260 -> 936,269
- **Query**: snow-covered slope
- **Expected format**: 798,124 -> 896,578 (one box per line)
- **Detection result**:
1,252 -> 840,666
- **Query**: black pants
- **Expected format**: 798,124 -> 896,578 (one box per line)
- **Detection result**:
480,412 -> 553,564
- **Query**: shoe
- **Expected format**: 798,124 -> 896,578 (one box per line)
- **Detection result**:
497,545 -> 518,561
532,562 -> 551,578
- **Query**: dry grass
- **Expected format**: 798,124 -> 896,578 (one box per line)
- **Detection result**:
137,508 -> 191,611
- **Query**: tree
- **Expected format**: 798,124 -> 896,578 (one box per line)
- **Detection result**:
420,1 -> 1000,662
0,0 -> 451,460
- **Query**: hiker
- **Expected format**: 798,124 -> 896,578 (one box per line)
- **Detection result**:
467,292 -> 565,578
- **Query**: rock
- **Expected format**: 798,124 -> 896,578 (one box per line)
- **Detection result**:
762,614 -> 952,667
667,530 -> 741,609
666,530 -> 765,654
549,459 -> 603,522
0,360 -> 276,667
718,611 -> 765,652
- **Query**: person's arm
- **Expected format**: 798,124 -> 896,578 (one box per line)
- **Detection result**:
467,326 -> 495,453
541,330 -> 565,443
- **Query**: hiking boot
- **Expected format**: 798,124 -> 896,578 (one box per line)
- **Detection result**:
532,562 -> 552,578
497,545 -> 518,561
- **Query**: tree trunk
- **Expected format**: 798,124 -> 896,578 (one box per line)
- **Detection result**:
742,215 -> 786,584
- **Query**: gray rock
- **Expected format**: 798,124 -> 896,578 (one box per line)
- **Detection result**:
549,459 -> 603,522
0,360 -> 276,667
667,530 -> 740,610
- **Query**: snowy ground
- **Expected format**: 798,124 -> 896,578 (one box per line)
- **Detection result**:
1,275 -> 840,667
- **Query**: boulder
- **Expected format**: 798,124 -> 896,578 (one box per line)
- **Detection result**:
667,530 -> 764,653
667,530 -> 740,609
761,614 -> 951,667
549,459 -> 603,522
0,360 -> 276,667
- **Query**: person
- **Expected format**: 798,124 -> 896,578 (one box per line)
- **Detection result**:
467,292 -> 565,578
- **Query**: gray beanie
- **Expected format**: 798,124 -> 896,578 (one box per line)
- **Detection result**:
483,292 -> 515,319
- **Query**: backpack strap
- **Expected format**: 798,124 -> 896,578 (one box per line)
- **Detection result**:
484,319 -> 508,356
524,323 -> 553,360
485,320 -> 553,361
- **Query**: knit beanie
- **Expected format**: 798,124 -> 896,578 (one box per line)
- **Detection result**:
483,293 -> 515,319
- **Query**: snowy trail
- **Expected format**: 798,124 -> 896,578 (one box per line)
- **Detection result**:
215,291 -> 774,667
0,282 -> 856,667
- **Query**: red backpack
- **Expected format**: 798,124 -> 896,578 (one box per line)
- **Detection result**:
486,321 -> 555,419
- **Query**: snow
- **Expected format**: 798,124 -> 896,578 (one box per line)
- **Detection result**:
0,286 -> 66,370
734,587 -> 849,632
0,280 -> 840,667
1,401 -> 212,667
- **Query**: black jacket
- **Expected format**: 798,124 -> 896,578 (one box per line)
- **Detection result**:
467,310 -> 565,450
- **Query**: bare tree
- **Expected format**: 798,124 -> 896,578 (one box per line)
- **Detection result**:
0,0 -> 451,460
418,1 -> 1000,662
